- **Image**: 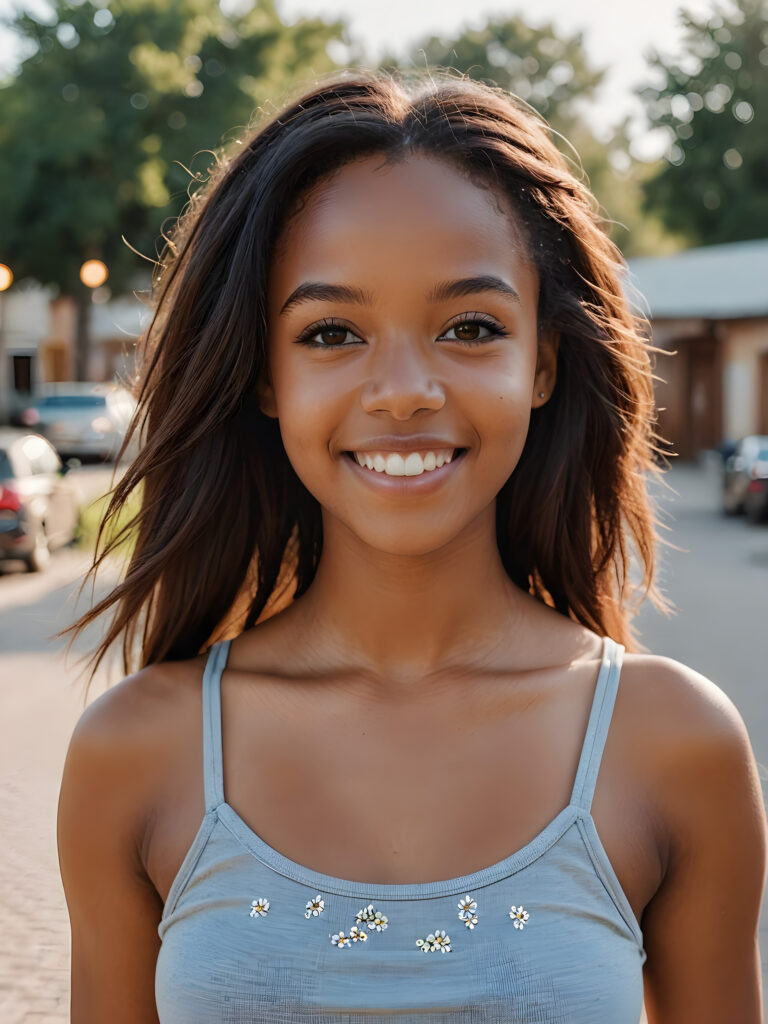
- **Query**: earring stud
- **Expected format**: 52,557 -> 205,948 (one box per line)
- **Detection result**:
538,392 -> 546,399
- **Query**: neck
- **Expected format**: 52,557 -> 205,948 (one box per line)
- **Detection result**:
294,505 -> 527,689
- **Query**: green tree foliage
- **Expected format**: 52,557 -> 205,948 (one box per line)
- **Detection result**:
639,0 -> 768,245
0,0 -> 344,300
393,16 -> 671,257
399,16 -> 601,138
393,15 -> 609,189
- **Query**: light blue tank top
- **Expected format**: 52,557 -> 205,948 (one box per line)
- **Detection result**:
156,635 -> 646,1022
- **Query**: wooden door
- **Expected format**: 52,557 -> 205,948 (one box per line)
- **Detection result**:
687,336 -> 721,456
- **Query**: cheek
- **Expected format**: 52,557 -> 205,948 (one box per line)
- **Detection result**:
461,375 -> 536,500
482,395 -> 533,483
279,394 -> 333,471
269,361 -> 342,481
468,360 -> 536,454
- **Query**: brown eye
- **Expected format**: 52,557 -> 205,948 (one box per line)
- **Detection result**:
441,317 -> 502,344
454,322 -> 481,341
318,328 -> 348,346
297,322 -> 364,347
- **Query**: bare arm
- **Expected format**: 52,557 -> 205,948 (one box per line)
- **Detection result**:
642,663 -> 767,1023
57,678 -> 163,1023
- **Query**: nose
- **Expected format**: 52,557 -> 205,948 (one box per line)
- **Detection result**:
359,337 -> 446,419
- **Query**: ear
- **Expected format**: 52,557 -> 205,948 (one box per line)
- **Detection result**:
256,372 -> 278,419
531,329 -> 559,409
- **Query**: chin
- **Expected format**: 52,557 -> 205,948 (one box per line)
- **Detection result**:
363,536 -> 455,558
332,514 -> 477,560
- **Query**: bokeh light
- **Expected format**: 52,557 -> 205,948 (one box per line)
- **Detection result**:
79,259 -> 109,288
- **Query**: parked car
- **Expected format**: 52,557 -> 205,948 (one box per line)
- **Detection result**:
0,430 -> 80,571
722,434 -> 768,521
20,382 -> 137,462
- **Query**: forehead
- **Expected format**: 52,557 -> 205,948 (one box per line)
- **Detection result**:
270,153 -> 535,300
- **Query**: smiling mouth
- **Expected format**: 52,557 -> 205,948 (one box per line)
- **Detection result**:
344,448 -> 468,477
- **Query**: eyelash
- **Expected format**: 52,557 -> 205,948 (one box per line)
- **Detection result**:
294,313 -> 508,348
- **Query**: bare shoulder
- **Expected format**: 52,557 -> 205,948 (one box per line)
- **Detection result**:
617,650 -> 755,758
58,657 -> 206,1023
616,651 -> 765,861
61,655 -> 207,853
616,658 -> 766,1020
70,655 -> 204,767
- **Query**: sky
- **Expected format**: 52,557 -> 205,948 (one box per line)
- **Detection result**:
0,0 -> 722,158
273,0 -> 719,158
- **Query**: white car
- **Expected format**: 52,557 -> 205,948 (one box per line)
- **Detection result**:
20,382 -> 138,462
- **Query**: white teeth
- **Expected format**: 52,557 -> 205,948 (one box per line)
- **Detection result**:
384,453 -> 406,476
351,449 -> 460,477
404,453 -> 424,476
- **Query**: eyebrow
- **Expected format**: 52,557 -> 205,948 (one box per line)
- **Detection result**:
279,283 -> 372,316
429,275 -> 520,305
279,274 -> 520,316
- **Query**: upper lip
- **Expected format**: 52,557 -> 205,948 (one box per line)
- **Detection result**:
343,436 -> 463,453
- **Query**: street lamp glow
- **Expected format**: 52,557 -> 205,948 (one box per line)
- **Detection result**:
79,259 -> 108,288
0,264 -> 12,292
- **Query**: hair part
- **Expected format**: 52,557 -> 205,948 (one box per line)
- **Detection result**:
59,68 -> 671,686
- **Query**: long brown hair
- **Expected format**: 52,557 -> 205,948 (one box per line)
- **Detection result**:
61,69 -> 670,681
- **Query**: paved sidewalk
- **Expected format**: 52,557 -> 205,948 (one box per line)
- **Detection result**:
0,662 -> 75,1022
0,551 -> 118,1023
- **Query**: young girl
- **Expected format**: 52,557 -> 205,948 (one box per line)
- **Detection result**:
58,70 -> 766,1023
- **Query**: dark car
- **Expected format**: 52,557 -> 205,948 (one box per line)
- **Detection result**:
722,435 -> 768,522
0,429 -> 80,571
20,382 -> 137,462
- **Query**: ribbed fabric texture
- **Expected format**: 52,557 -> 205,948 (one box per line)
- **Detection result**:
156,635 -> 646,1023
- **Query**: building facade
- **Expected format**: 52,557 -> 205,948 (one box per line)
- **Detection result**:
0,280 -> 148,423
627,239 -> 768,458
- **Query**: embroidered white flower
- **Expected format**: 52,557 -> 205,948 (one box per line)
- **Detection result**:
355,904 -> 388,931
458,895 -> 478,929
509,905 -> 530,929
349,925 -> 368,942
331,931 -> 352,947
304,895 -> 325,918
249,898 -> 270,918
416,929 -> 452,953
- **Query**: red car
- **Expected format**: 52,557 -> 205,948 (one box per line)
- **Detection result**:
0,429 -> 80,571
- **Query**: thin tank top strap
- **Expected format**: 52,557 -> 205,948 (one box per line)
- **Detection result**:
569,635 -> 625,813
202,638 -> 232,812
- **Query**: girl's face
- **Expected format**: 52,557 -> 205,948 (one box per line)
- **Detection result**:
263,153 -> 558,557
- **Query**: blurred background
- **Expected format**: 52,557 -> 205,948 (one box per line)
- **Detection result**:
0,0 -> 766,1020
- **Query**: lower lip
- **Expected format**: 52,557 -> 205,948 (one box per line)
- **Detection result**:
342,450 -> 467,495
